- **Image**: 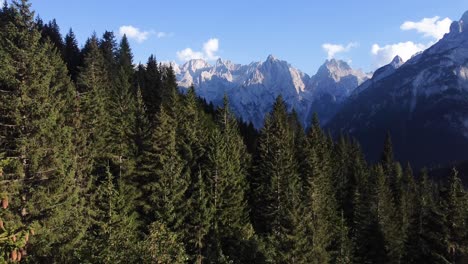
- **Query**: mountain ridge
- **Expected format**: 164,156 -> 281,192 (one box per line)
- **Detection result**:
171,55 -> 370,127
326,10 -> 468,168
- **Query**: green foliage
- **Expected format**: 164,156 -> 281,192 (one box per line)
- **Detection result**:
143,105 -> 189,231
253,96 -> 304,263
1,2 -> 466,263
142,221 -> 188,264
63,28 -> 82,82
204,96 -> 253,262
82,166 -> 140,263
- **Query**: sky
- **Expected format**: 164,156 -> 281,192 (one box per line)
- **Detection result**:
26,0 -> 468,74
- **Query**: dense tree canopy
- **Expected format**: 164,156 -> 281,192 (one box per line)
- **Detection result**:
0,1 -> 466,263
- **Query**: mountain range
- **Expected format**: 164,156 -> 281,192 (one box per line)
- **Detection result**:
327,10 -> 468,168
171,10 -> 468,168
171,55 -> 370,128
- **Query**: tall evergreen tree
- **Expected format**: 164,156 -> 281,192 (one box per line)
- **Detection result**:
351,184 -> 386,264
63,28 -> 82,82
107,35 -> 137,186
303,114 -> 340,263
82,167 -> 140,263
375,165 -> 403,263
443,169 -> 467,262
161,65 -> 179,106
336,211 -> 354,264
77,34 -> 111,166
117,34 -> 134,80
186,169 -> 214,264
99,31 -> 118,73
205,96 -> 253,262
141,55 -> 162,120
128,87 -> 152,221
253,96 -> 303,263
38,18 -> 64,54
142,221 -> 188,264
141,105 -> 189,232
0,1 -> 87,261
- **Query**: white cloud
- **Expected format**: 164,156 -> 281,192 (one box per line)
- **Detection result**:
401,16 -> 452,40
370,15 -> 452,68
177,38 -> 220,62
322,42 -> 358,59
176,48 -> 205,61
203,38 -> 219,60
371,41 -> 428,68
119,25 -> 150,43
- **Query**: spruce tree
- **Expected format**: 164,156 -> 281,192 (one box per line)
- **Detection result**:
400,163 -> 418,248
186,169 -> 214,264
63,28 -> 82,82
142,55 -> 162,120
444,169 -> 467,262
205,96 -> 253,262
117,34 -> 134,80
375,165 -> 402,263
142,105 -> 189,232
107,35 -> 137,187
351,185 -> 386,264
336,211 -> 354,264
142,221 -> 188,264
253,96 -> 303,263
76,34 -> 111,167
128,87 -> 152,221
83,166 -> 140,263
302,114 -> 340,263
99,31 -> 118,73
38,18 -> 64,54
0,1 -> 87,261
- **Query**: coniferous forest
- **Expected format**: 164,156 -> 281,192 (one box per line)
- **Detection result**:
0,1 -> 467,263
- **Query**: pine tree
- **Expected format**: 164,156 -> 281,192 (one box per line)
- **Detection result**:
444,169 -> 467,262
0,1 -> 87,261
336,211 -> 354,264
83,166 -> 140,263
142,221 -> 188,264
142,55 -> 162,120
128,87 -> 152,221
142,105 -> 189,232
400,163 -> 418,248
63,28 -> 82,82
333,135 -> 358,224
99,31 -> 118,74
107,35 -> 137,186
161,65 -> 178,106
401,169 -> 451,263
186,169 -> 214,264
351,184 -> 386,264
117,34 -> 134,80
375,165 -> 403,263
38,18 -> 64,54
253,96 -> 303,263
77,34 -> 111,166
205,96 -> 253,262
301,114 -> 341,263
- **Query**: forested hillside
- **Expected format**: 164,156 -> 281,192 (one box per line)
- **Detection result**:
0,1 -> 466,263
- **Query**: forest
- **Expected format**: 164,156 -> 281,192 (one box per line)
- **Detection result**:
0,1 -> 467,263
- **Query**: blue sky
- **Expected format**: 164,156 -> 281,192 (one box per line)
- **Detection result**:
27,0 -> 467,74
